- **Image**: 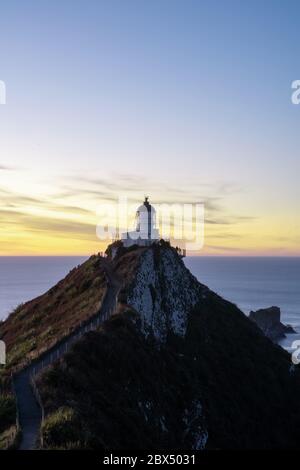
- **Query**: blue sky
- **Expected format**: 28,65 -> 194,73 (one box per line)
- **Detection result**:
0,0 -> 300,254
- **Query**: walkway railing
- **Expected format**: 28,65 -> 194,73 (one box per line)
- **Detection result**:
30,307 -> 115,377
11,259 -> 121,449
30,374 -> 45,448
11,373 -> 20,431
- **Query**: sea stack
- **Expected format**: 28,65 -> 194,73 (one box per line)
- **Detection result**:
249,306 -> 296,343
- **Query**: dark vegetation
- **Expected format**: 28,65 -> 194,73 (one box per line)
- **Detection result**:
0,395 -> 15,433
37,309 -> 205,449
1,244 -> 300,449
38,290 -> 300,449
186,293 -> 300,449
0,394 -> 18,449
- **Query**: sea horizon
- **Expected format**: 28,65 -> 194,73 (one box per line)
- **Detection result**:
1,255 -> 300,353
1,255 -> 300,258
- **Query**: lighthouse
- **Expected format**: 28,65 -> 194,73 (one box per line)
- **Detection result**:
121,197 -> 160,247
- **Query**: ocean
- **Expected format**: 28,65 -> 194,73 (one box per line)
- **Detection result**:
0,256 -> 87,320
185,256 -> 300,351
1,256 -> 299,351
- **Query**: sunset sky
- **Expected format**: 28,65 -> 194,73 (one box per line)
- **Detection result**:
1,0 -> 300,256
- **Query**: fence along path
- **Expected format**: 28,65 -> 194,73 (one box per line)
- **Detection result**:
13,258 -> 120,450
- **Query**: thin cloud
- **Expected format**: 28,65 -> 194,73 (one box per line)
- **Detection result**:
1,209 -> 97,242
0,187 -> 93,217
209,233 -> 246,240
205,244 -> 245,252
0,164 -> 19,171
63,175 -> 225,217
45,205 -> 93,215
0,173 -> 255,251
205,214 -> 257,225
0,165 -> 11,171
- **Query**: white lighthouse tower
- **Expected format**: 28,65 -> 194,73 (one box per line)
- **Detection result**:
121,197 -> 160,247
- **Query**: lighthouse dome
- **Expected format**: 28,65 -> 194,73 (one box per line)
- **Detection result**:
136,196 -> 156,214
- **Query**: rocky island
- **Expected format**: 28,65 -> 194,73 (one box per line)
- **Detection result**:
249,306 -> 296,343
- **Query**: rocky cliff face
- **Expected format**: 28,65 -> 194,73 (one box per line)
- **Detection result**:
11,243 -> 300,449
117,245 -> 207,341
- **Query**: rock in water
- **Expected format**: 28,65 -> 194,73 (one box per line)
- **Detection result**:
249,306 -> 296,342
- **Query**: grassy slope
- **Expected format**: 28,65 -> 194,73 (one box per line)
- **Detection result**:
2,245 -> 300,449
0,394 -> 18,449
0,254 -> 107,373
37,248 -> 300,450
0,254 -> 107,448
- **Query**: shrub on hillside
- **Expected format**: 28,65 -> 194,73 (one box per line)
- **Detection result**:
0,394 -> 16,433
41,406 -> 83,448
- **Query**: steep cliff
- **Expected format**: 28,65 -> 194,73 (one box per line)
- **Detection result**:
114,243 -> 207,340
35,243 -> 300,450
